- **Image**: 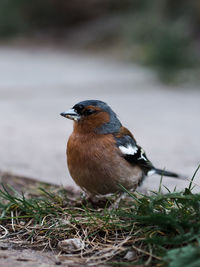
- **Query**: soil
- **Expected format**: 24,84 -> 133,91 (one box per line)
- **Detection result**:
0,172 -> 109,267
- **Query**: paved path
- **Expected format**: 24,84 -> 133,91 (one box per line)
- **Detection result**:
0,45 -> 200,192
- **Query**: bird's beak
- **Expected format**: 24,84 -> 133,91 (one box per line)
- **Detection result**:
60,108 -> 80,121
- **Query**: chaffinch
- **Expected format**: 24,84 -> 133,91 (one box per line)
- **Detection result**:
61,100 -> 181,195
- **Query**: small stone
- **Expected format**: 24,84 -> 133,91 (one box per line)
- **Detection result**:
58,238 -> 84,252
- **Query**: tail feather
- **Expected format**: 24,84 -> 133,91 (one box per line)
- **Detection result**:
153,168 -> 185,179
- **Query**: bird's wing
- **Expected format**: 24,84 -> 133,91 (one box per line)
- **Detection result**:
114,127 -> 154,175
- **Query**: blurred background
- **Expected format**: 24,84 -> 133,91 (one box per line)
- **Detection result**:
0,0 -> 200,192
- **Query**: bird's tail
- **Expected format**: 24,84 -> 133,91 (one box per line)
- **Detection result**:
153,168 -> 186,179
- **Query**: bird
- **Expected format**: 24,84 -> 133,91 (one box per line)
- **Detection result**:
60,100 -> 182,196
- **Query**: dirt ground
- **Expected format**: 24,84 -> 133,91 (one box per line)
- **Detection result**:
0,245 -> 59,267
0,172 -> 111,267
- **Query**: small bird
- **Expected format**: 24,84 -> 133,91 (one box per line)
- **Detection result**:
61,100 -> 182,195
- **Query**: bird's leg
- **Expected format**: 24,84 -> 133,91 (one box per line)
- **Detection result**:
78,191 -> 107,207
108,192 -> 128,210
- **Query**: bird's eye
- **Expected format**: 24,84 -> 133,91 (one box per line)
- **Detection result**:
74,104 -> 84,114
83,108 -> 96,116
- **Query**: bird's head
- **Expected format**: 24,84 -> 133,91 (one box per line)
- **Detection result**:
60,100 -> 121,134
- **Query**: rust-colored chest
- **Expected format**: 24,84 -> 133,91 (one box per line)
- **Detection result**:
66,132 -> 142,195
67,133 -> 120,194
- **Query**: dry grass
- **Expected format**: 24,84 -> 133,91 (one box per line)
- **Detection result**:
0,167 -> 200,266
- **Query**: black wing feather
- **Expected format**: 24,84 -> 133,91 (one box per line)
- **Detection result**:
114,134 -> 154,174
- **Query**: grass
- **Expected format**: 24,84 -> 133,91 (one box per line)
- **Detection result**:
0,167 -> 200,266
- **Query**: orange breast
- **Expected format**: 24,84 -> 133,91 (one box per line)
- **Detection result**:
67,132 -> 142,195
